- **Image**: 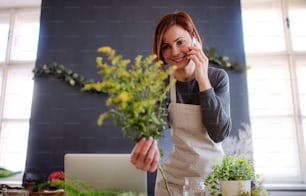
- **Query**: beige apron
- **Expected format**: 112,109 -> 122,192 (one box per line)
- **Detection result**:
155,80 -> 224,196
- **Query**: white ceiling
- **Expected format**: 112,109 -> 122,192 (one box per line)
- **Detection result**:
0,0 -> 41,8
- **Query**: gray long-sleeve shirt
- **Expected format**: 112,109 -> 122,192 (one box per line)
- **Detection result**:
166,66 -> 232,143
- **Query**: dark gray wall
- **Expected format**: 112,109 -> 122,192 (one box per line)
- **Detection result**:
24,0 -> 249,195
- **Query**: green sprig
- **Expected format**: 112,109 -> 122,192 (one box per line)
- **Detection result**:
204,48 -> 249,73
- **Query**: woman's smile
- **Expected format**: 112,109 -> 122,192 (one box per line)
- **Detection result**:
171,55 -> 187,65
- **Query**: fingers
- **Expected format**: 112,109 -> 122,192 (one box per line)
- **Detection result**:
187,46 -> 208,66
130,137 -> 160,172
130,137 -> 153,164
130,138 -> 148,162
148,147 -> 160,172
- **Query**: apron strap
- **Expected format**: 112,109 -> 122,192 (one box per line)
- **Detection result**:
170,75 -> 176,103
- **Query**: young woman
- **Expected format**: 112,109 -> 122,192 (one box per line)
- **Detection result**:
130,11 -> 232,195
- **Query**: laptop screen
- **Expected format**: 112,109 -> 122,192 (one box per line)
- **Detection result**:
64,153 -> 147,194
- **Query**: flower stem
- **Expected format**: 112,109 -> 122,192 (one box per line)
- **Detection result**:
158,163 -> 172,196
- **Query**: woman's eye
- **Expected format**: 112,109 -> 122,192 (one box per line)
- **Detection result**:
177,39 -> 186,46
161,45 -> 170,51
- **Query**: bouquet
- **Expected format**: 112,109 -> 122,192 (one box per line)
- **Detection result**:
82,46 -> 176,195
82,46 -> 176,142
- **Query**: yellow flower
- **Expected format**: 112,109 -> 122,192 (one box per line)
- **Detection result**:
96,57 -> 103,64
106,98 -> 113,106
121,59 -> 131,66
117,91 -> 130,102
97,46 -> 112,53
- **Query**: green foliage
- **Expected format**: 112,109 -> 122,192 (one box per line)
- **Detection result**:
82,46 -> 176,142
205,155 -> 267,196
34,180 -> 65,192
45,175 -> 146,196
32,62 -> 92,89
251,174 -> 268,196
0,168 -> 21,178
213,155 -> 255,181
204,48 -> 249,73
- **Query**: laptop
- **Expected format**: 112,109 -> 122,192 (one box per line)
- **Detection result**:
64,153 -> 147,194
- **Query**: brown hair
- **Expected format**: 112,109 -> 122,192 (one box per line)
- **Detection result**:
152,11 -> 202,65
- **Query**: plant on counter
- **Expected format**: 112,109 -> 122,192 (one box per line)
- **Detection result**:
33,171 -> 145,196
205,155 -> 268,196
64,174 -> 146,196
34,170 -> 65,191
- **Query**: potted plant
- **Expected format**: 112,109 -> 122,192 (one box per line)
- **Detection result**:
205,155 -> 267,196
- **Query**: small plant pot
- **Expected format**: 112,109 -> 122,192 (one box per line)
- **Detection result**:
220,180 -> 251,196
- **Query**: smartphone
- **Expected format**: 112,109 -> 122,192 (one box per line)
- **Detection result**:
186,37 -> 198,67
192,37 -> 201,48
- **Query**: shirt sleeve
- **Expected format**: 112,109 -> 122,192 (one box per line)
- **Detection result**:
199,68 -> 232,143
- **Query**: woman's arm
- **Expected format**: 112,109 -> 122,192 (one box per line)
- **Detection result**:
199,68 -> 232,143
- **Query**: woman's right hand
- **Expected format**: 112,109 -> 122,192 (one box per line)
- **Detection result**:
130,137 -> 160,173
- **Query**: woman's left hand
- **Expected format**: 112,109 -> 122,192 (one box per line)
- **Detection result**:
187,45 -> 212,91
130,137 -> 160,173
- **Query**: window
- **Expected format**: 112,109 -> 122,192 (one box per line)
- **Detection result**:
241,0 -> 306,185
0,12 -> 10,62
0,8 -> 40,174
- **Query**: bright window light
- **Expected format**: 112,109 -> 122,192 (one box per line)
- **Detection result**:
3,65 -> 34,119
0,12 -> 9,62
242,0 -> 306,184
10,11 -> 40,61
0,8 -> 39,175
0,122 -> 30,171
242,10 -> 286,53
289,9 -> 306,51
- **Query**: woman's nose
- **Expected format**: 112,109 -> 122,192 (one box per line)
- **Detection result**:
171,46 -> 180,56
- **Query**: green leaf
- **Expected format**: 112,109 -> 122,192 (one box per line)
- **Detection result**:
0,168 -> 21,178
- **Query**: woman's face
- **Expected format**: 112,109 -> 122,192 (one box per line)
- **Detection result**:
161,25 -> 192,69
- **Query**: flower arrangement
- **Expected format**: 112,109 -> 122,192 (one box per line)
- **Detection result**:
82,46 -> 176,196
82,46 -> 176,142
